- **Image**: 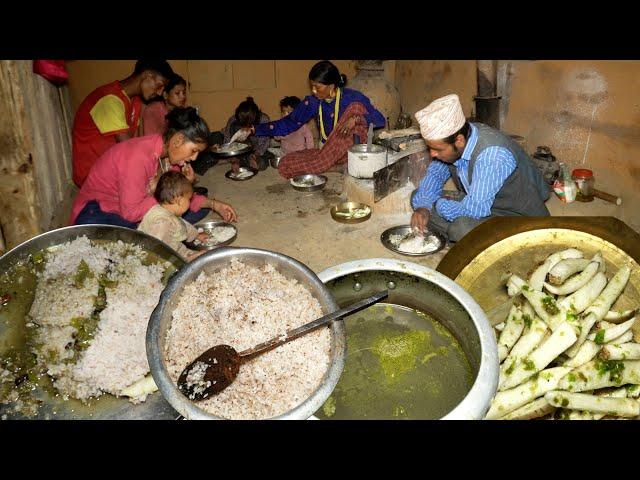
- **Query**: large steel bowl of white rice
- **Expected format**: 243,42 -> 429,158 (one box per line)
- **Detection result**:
147,247 -> 346,420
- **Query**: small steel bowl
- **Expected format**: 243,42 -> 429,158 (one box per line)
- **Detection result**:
290,174 -> 327,192
330,201 -> 372,224
184,221 -> 237,251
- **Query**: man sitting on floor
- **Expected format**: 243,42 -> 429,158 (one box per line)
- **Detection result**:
410,94 -> 550,242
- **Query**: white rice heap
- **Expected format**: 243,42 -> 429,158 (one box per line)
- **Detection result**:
389,233 -> 440,253
165,258 -> 331,419
29,236 -> 167,403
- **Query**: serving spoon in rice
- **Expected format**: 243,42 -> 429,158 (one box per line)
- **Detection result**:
177,290 -> 389,401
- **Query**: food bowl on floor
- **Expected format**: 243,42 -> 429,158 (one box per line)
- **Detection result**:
184,221 -> 237,251
225,167 -> 258,181
290,174 -> 327,192
330,202 -> 372,224
380,225 -> 446,256
147,247 -> 346,420
0,225 -> 185,420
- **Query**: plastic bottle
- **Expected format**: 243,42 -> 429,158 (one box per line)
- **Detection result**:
553,163 -> 577,203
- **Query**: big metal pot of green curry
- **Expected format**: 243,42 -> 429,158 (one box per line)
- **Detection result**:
314,258 -> 499,419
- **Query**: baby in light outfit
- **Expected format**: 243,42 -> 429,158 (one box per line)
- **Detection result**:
138,171 -> 207,262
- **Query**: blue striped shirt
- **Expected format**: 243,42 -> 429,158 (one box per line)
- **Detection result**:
411,124 -> 517,221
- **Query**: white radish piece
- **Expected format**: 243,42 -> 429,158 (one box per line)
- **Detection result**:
120,374 -> 158,398
588,318 -> 636,345
548,258 -> 591,285
566,265 -> 632,357
497,305 -> 525,362
494,322 -> 506,332
557,360 -> 640,392
499,322 -> 577,390
545,391 -> 640,417
583,265 -> 632,320
607,331 -> 634,345
500,317 -> 548,381
559,272 -> 607,314
508,275 -> 570,331
566,385 -> 640,420
604,309 -> 638,323
600,343 -> 640,361
563,340 -> 601,368
543,262 -> 599,296
528,248 -> 584,292
499,397 -> 555,420
485,367 -> 571,419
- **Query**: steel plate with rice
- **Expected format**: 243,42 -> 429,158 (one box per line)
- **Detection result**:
213,142 -> 252,158
225,167 -> 258,181
381,226 -> 445,256
184,221 -> 237,251
290,174 -> 327,192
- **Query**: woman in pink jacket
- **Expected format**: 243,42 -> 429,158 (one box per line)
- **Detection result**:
70,107 -> 236,227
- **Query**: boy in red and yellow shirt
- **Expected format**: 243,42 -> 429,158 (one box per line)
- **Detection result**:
71,60 -> 175,187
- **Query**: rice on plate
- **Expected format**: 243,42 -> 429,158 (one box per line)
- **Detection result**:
164,258 -> 331,419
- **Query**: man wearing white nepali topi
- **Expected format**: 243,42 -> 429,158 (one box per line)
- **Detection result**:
410,94 -> 550,242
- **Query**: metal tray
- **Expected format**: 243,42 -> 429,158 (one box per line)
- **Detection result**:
437,217 -> 640,329
213,142 -> 252,158
290,174 -> 327,192
330,202 -> 371,224
184,221 -> 237,251
380,225 -> 446,256
225,167 -> 258,181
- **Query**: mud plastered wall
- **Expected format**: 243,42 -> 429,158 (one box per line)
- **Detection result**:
395,60 -> 640,233
503,60 -> 640,232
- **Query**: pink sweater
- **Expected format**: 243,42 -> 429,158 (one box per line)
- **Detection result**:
69,134 -> 207,224
279,123 -> 314,155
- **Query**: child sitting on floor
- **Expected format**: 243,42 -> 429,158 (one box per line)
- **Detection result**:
275,96 -> 315,155
138,171 -> 208,262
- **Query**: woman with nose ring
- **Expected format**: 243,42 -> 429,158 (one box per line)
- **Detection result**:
236,60 -> 385,178
70,107 -> 237,227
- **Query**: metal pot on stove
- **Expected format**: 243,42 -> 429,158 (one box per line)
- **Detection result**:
347,144 -> 388,179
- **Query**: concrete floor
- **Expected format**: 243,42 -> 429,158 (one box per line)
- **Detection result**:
196,162 -> 625,276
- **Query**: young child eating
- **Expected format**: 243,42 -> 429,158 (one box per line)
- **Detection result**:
138,171 -> 208,262
275,96 -> 315,155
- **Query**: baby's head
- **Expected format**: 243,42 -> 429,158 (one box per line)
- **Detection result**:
279,96 -> 301,118
154,171 -> 194,216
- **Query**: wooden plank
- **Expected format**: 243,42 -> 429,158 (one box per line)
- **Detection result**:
0,61 -> 41,248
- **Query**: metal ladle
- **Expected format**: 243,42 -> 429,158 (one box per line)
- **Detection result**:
177,290 -> 389,401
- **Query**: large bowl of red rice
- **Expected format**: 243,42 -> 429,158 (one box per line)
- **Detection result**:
146,247 -> 346,420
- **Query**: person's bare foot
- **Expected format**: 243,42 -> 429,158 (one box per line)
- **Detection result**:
249,157 -> 259,170
231,160 -> 240,173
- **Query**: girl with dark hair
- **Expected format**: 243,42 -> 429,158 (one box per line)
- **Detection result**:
70,107 -> 237,228
142,73 -> 188,136
221,97 -> 272,172
237,60 -> 385,178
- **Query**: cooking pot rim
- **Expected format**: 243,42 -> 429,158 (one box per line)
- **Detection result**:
317,257 -> 499,420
